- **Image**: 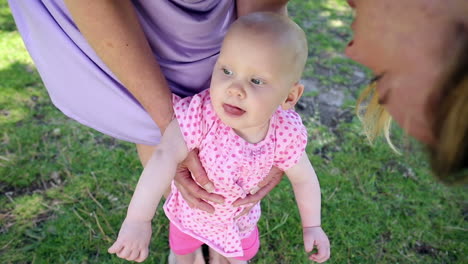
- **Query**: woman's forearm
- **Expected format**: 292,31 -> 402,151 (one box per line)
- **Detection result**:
64,0 -> 173,132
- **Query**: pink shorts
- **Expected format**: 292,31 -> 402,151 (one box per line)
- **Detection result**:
169,222 -> 260,261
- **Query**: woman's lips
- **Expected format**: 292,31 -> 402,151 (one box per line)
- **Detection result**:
223,103 -> 245,117
347,0 -> 356,8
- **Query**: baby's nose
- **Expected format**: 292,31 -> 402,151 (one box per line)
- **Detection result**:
227,83 -> 246,98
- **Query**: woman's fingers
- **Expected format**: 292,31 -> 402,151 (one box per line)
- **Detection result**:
174,149 -> 225,212
173,172 -> 217,213
232,166 -> 283,207
234,202 -> 257,219
256,166 -> 283,189
183,149 -> 215,192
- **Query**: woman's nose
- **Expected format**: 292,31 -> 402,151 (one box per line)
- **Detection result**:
227,83 -> 246,98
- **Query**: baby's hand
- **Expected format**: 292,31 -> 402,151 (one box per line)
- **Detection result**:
108,218 -> 152,262
303,226 -> 330,263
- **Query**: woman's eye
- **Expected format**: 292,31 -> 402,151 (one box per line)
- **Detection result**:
251,78 -> 263,85
222,68 -> 233,75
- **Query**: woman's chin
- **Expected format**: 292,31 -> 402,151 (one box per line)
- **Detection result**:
403,122 -> 435,146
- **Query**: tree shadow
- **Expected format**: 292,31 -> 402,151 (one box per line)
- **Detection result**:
0,1 -> 18,32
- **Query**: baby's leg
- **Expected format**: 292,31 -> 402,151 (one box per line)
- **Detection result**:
169,223 -> 205,264
208,248 -> 248,264
227,258 -> 247,264
208,248 -> 247,264
170,248 -> 205,264
208,247 -> 230,264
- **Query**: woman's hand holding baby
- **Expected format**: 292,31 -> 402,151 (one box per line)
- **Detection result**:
232,166 -> 284,218
173,149 -> 225,213
108,218 -> 152,263
174,150 -> 285,214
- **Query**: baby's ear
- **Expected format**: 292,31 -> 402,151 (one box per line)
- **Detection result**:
281,82 -> 304,110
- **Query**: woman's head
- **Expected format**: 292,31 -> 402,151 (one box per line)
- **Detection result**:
347,0 -> 468,183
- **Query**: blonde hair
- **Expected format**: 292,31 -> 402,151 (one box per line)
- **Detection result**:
430,38 -> 468,184
230,12 -> 308,82
355,82 -> 397,152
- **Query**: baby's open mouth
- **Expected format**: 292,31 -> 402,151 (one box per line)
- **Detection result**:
223,103 -> 245,116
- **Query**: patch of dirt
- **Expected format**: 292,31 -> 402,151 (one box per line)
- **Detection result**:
0,109 -> 10,117
462,205 -> 468,222
375,231 -> 392,259
297,74 -> 367,129
2,170 -> 67,198
382,160 -> 417,180
94,135 -> 119,148
0,207 -> 56,235
412,241 -> 440,258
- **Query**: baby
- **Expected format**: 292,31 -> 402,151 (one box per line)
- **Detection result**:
109,12 -> 330,264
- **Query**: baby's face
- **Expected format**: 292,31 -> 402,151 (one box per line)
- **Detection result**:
209,28 -> 297,138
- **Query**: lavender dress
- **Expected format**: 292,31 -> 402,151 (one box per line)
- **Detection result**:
8,0 -> 235,145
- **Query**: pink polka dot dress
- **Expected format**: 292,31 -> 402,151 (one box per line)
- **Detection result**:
163,89 -> 307,258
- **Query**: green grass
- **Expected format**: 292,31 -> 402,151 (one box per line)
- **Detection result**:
1,0 -> 467,263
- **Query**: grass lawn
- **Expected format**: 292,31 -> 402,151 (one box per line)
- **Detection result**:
1,0 -> 466,263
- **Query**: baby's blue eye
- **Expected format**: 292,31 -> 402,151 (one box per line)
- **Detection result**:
223,68 -> 233,75
251,78 -> 263,85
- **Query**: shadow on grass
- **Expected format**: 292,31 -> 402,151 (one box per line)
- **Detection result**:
0,57 -> 141,263
0,60 -> 132,195
0,1 -> 16,32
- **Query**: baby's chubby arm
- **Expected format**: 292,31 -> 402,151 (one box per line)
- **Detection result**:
286,152 -> 330,263
124,119 -> 188,222
108,119 -> 188,262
